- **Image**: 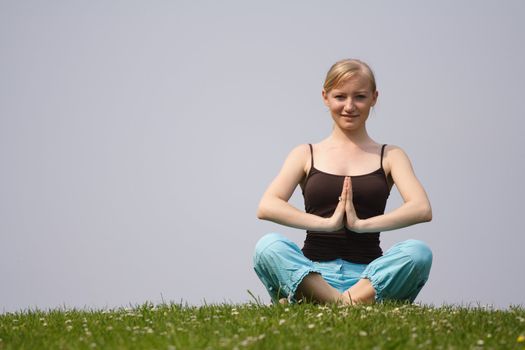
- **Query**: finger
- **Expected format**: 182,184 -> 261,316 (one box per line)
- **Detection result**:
338,178 -> 348,202
345,177 -> 353,210
338,182 -> 350,210
335,200 -> 346,216
341,177 -> 348,195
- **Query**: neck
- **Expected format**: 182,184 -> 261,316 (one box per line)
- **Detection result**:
329,124 -> 372,146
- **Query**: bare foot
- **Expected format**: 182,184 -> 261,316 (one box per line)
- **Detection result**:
340,290 -> 354,306
278,298 -> 289,305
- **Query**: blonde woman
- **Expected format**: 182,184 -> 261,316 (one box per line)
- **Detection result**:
254,59 -> 433,305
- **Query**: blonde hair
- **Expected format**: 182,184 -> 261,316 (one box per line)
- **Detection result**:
323,59 -> 377,93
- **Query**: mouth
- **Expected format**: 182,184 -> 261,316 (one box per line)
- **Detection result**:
342,114 -> 359,118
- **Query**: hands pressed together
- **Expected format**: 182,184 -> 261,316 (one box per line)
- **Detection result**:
325,177 -> 363,233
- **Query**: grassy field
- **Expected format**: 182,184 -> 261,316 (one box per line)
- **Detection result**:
1,300 -> 524,349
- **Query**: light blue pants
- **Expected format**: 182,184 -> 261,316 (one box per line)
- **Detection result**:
253,233 -> 432,303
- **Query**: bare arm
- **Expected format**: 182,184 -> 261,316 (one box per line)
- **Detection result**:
257,144 -> 348,232
346,146 -> 432,233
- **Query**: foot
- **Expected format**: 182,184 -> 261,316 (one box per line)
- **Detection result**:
340,290 -> 354,306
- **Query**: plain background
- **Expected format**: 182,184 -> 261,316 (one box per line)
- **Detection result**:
1,0 -> 524,312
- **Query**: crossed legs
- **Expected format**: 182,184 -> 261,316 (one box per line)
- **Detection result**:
254,233 -> 432,305
294,272 -> 375,305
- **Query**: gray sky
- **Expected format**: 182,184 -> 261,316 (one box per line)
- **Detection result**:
1,0 -> 524,312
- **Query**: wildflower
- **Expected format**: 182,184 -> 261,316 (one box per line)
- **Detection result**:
307,324 -> 315,329
316,313 -> 323,318
322,327 -> 333,334
477,339 -> 484,346
279,319 -> 286,325
359,331 -> 368,337
240,339 -> 250,347
517,335 -> 525,343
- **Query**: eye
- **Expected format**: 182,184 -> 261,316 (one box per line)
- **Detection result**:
356,95 -> 367,99
335,95 -> 346,100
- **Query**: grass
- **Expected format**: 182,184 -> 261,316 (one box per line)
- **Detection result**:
1,299 -> 524,349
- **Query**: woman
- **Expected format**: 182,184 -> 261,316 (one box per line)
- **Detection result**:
253,59 -> 433,305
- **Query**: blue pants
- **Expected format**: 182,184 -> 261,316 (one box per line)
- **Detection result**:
253,233 -> 432,303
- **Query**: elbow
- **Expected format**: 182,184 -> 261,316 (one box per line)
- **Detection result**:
257,195 -> 278,220
420,204 -> 432,222
256,203 -> 269,220
256,207 -> 266,220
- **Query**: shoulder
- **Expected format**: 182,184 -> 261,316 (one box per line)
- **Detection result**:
382,144 -> 413,174
383,144 -> 408,159
285,143 -> 311,172
288,143 -> 311,157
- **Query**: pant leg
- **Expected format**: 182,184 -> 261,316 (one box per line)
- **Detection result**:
361,239 -> 433,302
253,233 -> 323,303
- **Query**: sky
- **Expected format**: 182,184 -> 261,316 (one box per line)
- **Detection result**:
1,0 -> 524,312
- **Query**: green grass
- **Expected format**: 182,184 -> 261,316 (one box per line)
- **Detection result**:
1,300 -> 524,349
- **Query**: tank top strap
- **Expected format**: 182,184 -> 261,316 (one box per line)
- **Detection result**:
308,143 -> 314,168
380,144 -> 387,170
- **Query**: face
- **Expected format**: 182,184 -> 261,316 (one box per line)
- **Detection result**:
322,74 -> 378,132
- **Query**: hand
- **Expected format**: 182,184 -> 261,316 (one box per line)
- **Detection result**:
345,177 -> 362,232
324,177 -> 350,231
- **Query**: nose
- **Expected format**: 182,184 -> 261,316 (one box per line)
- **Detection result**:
344,98 -> 355,112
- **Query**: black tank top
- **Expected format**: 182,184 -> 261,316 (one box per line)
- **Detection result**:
302,144 -> 390,263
